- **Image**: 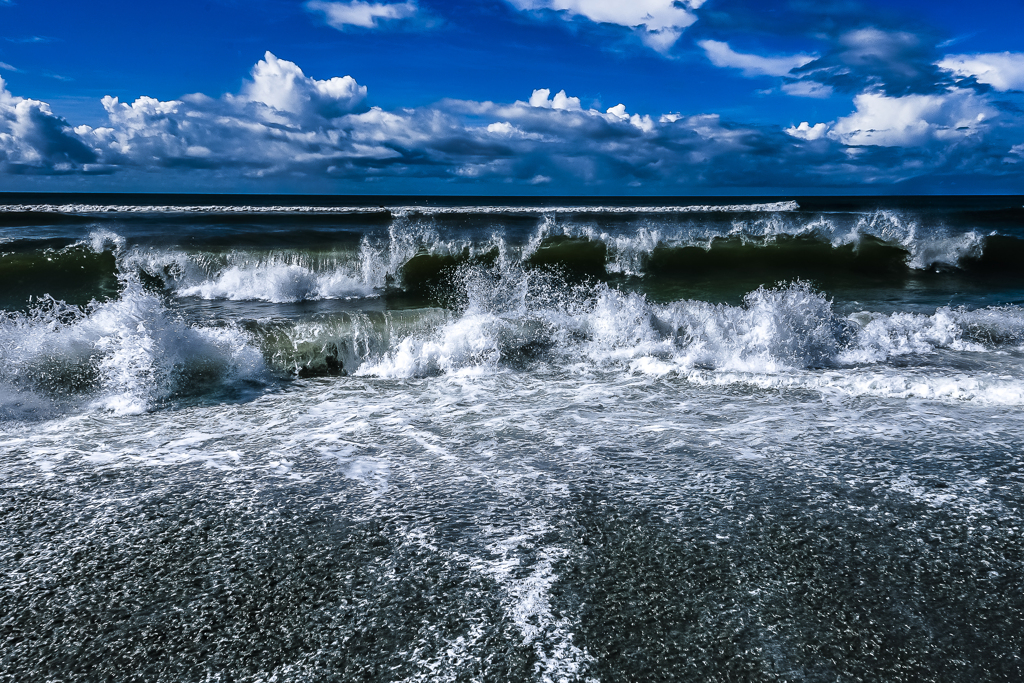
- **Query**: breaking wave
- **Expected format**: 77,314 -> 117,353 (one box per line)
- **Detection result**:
247,265 -> 1024,404
0,283 -> 266,419
5,263 -> 1024,421
4,198 -> 1024,418
341,274 -> 1024,377
4,206 -> 1021,307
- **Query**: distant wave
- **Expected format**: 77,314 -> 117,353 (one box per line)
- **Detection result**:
2,211 -> 1022,307
0,200 -> 801,215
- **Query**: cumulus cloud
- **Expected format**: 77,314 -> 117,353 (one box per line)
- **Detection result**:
485,121 -> 547,141
305,0 -> 417,30
785,121 -> 828,141
828,90 -> 993,147
92,53 -> 376,174
938,52 -> 1024,92
506,0 -> 702,53
0,52 -> 1022,189
528,88 -> 581,110
0,55 -> 801,186
699,40 -> 815,77
0,76 -> 104,174
604,103 -> 655,132
236,51 -> 367,118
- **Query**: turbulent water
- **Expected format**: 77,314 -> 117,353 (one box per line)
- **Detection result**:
3,193 -> 1024,681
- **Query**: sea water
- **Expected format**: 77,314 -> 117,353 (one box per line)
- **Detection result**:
2,194 -> 1023,681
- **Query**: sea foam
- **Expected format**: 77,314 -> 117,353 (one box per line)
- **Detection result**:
0,284 -> 266,417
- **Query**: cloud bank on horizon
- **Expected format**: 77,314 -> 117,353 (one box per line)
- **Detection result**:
1,0 -> 1023,192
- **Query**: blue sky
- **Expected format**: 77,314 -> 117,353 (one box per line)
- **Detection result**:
1,0 -> 1024,194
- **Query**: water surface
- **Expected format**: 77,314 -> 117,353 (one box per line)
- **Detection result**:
2,194 -> 1023,681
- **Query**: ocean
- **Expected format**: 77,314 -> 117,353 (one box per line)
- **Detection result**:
2,194 -> 1023,681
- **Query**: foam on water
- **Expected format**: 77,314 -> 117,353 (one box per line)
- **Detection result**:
521,209 -> 993,277
4,344 -> 1020,676
0,283 -> 266,418
125,247 -> 376,303
8,243 -> 1024,416
356,219 -> 506,289
175,262 -> 373,303
120,221 -> 497,302
343,269 -> 1024,403
855,210 -> 987,270
4,209 -> 1024,420
482,529 -> 594,683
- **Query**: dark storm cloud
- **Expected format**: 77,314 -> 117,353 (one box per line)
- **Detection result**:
790,27 -> 953,97
691,1 -> 954,96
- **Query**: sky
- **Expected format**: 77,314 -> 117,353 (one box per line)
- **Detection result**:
1,0 -> 1024,195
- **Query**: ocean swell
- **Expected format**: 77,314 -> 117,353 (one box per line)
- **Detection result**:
3,203 -> 1020,308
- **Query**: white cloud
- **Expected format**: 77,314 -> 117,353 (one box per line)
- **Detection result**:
0,76 -> 104,173
639,28 -> 682,54
485,121 -> 548,140
2,53 -> 1021,188
528,88 -> 581,110
786,121 -> 828,140
506,0 -> 700,53
1,54 -> 771,185
0,62 -> 17,72
604,103 -> 654,131
605,103 -> 628,119
487,121 -> 516,135
938,52 -> 1024,91
1005,143 -> 1024,163
699,40 -> 815,77
829,90 -> 993,146
237,51 -> 366,119
781,81 -> 833,98
305,0 -> 417,29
